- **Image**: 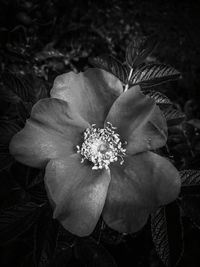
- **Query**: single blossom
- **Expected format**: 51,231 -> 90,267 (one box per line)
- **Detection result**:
9,68 -> 181,236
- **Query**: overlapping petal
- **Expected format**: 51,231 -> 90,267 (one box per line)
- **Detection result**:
44,155 -> 111,236
103,151 -> 180,233
105,85 -> 167,154
50,68 -> 123,127
9,98 -> 89,168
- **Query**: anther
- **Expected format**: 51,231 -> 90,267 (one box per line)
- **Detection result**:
76,122 -> 127,170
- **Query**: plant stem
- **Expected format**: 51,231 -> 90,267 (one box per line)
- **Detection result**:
124,68 -> 133,92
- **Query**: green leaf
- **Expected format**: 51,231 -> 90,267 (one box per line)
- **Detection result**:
163,107 -> 186,126
0,202 -> 43,244
126,35 -> 158,68
144,90 -> 172,107
130,64 -> 181,87
89,55 -> 128,83
151,201 -> 184,267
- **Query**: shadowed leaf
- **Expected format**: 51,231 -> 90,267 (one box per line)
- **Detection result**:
47,226 -> 75,267
0,202 -> 43,244
89,55 -> 128,83
163,107 -> 186,126
0,120 -> 21,171
180,195 -> 200,229
33,205 -> 59,267
181,170 -> 200,186
1,72 -> 36,103
0,83 -> 21,104
76,238 -> 118,267
187,119 -> 200,129
126,35 -> 158,68
35,49 -> 65,62
180,170 -> 200,195
151,201 -> 184,267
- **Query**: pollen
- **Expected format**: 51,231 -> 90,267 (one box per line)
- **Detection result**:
76,122 -> 126,170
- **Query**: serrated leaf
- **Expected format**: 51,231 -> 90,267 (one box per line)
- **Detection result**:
76,238 -> 118,267
180,195 -> 200,229
180,170 -> 200,195
130,64 -> 181,87
89,55 -> 128,83
1,72 -> 36,103
151,201 -> 184,267
163,107 -> 186,126
126,35 -> 158,68
0,202 -> 43,244
180,170 -> 200,186
144,90 -> 172,107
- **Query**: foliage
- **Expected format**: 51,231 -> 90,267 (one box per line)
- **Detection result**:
0,1 -> 200,267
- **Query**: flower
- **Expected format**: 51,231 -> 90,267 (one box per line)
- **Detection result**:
9,68 -> 181,236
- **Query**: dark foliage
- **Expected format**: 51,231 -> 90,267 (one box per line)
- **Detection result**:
0,1 -> 200,267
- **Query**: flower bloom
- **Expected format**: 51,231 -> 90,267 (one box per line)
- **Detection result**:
9,68 -> 181,236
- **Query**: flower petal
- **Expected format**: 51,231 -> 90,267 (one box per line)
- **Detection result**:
45,155 -> 111,236
105,86 -> 167,154
126,105 -> 168,154
9,98 -> 89,168
51,68 -> 123,127
103,151 -> 180,233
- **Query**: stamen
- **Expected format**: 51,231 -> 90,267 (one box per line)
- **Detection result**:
77,122 -> 126,170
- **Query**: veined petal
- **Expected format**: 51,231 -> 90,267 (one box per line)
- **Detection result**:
103,151 -> 180,233
105,86 -> 167,154
9,98 -> 89,168
45,155 -> 111,237
51,68 -> 123,127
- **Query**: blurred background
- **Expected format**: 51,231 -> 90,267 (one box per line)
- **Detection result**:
0,0 -> 200,266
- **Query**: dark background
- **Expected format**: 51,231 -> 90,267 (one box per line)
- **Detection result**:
0,0 -> 200,267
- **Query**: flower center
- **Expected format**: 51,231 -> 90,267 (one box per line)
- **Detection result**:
76,122 -> 126,170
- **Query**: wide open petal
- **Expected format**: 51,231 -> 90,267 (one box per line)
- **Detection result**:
45,154 -> 111,236
103,151 -> 180,233
126,105 -> 167,154
51,68 -> 123,127
105,86 -> 167,154
9,98 -> 89,168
